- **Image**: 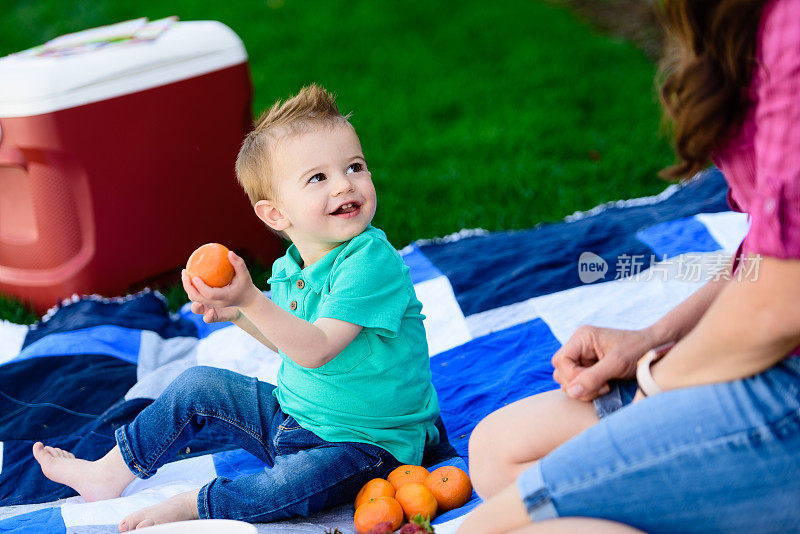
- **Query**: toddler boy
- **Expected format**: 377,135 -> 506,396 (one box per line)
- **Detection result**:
32,85 -> 441,530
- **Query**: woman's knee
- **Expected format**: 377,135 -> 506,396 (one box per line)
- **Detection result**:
469,411 -> 515,498
468,390 -> 599,499
469,412 -> 502,463
468,418 -> 490,474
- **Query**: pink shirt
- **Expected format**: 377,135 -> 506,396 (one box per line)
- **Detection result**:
713,0 -> 800,260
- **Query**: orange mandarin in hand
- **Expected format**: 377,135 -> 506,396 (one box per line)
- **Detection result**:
186,243 -> 235,288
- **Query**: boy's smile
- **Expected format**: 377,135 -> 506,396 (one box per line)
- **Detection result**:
255,122 -> 377,266
329,201 -> 361,218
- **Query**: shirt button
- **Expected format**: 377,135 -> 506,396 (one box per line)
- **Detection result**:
296,279 -> 305,289
289,301 -> 297,311
764,198 -> 776,213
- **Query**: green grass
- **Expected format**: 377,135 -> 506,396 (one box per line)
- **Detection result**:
0,0 -> 674,322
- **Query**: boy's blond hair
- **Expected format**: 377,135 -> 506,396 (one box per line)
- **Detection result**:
235,84 -> 351,204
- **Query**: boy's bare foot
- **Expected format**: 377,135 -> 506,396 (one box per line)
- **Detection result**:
32,442 -> 134,502
119,490 -> 200,531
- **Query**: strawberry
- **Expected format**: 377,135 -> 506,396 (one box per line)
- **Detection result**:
398,514 -> 435,533
366,521 -> 396,534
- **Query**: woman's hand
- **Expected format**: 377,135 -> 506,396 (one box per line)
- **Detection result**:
181,251 -> 261,324
551,326 -> 657,401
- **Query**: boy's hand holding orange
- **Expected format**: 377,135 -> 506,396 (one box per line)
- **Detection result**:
186,243 -> 235,288
182,243 -> 260,323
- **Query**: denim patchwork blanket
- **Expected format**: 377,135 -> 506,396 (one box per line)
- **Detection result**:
0,168 -> 747,533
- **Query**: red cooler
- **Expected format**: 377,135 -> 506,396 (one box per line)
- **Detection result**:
0,19 -> 282,314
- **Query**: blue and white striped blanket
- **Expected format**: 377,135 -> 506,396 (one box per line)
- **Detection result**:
0,169 -> 748,533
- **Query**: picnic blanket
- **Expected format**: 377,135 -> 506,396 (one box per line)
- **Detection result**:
0,168 -> 748,533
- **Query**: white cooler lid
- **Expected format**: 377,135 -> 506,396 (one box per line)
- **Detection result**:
0,18 -> 248,117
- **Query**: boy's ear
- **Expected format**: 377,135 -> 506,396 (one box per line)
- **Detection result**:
254,200 -> 290,232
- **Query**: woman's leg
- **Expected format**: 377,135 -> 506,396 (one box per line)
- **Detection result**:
507,358 -> 800,533
456,483 -> 643,534
508,518 -> 643,534
468,388 -> 599,499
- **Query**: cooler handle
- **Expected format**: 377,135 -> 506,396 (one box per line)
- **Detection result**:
0,146 -> 27,170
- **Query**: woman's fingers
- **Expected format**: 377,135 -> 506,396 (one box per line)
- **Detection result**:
552,328 -> 596,384
551,339 -> 581,375
566,356 -> 625,400
553,368 -> 563,386
554,326 -> 650,400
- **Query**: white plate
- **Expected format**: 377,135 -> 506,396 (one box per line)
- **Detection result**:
137,519 -> 257,533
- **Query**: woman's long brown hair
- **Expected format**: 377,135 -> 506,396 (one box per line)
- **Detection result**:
657,0 -> 769,180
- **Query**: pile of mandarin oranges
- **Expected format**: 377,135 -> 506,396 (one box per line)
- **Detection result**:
353,465 -> 472,533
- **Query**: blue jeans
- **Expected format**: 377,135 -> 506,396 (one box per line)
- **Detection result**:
517,356 -> 800,533
114,366 -> 402,522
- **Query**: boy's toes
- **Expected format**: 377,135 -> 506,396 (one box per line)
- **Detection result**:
119,513 -> 154,532
32,442 -> 56,461
32,442 -> 48,462
136,519 -> 156,529
119,512 -> 144,532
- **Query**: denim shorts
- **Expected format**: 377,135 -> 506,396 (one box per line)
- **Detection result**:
517,356 -> 800,533
114,366 -> 403,522
593,379 -> 639,419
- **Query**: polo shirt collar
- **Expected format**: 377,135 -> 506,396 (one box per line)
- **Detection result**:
267,242 -> 345,293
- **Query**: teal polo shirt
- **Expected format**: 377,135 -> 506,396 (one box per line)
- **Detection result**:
267,226 -> 440,464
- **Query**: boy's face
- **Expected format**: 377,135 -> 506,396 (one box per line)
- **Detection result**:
257,123 -> 377,257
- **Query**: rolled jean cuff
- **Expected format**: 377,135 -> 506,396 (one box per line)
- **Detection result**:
115,425 -> 153,479
593,379 -> 638,419
197,481 -> 213,520
517,462 -> 558,521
